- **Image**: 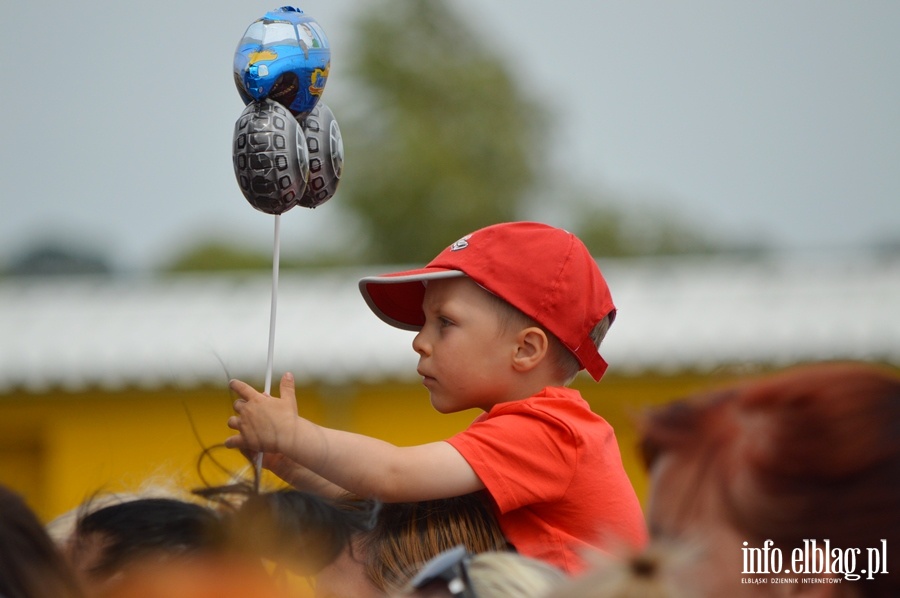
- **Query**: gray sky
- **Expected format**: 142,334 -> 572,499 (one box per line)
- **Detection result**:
2,1 -> 898,270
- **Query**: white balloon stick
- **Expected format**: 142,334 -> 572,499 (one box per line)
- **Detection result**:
256,214 -> 282,488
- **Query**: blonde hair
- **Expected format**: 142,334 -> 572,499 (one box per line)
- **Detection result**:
468,551 -> 567,598
546,543 -> 692,598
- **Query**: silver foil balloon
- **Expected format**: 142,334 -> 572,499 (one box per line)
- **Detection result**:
233,98 -> 310,215
298,101 -> 344,208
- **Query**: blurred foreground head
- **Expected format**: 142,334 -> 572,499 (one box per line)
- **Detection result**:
0,484 -> 84,598
58,484 -> 375,597
61,496 -> 219,594
95,554 -> 297,598
402,545 -> 565,598
640,362 -> 900,597
223,488 -> 378,576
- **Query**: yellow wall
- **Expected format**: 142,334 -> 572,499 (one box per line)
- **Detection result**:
0,370 -> 750,523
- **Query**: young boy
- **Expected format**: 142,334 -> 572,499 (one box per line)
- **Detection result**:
225,221 -> 647,573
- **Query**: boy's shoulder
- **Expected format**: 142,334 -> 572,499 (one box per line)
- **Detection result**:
483,386 -> 607,429
452,386 -> 620,469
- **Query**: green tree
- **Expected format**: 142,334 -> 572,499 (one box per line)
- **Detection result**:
572,199 -> 719,258
163,240 -> 356,273
336,0 -> 544,263
164,242 -> 272,272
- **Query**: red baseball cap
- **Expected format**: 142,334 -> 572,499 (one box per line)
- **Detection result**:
358,222 -> 616,381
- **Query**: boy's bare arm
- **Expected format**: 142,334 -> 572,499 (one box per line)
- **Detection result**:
256,451 -> 349,499
225,373 -> 484,502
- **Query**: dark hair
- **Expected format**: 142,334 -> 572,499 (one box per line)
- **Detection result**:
0,484 -> 85,598
69,497 -> 220,580
224,489 -> 379,575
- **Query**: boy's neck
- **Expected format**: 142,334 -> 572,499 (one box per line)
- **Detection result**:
485,373 -> 569,410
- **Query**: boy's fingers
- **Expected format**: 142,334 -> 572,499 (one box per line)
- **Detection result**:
226,415 -> 240,430
229,378 -> 257,399
223,434 -> 245,449
279,372 -> 296,400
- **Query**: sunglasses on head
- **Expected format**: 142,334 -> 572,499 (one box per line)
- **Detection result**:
408,544 -> 477,598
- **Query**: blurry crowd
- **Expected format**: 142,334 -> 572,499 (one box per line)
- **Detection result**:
2,361 -> 898,597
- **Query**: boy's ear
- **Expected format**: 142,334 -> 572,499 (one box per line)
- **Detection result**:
512,327 -> 549,372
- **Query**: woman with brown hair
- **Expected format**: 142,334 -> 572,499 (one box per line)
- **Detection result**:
638,362 -> 900,597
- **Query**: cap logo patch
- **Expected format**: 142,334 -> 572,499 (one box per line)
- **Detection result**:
450,234 -> 472,251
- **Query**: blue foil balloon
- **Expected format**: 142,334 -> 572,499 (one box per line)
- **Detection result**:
234,6 -> 331,119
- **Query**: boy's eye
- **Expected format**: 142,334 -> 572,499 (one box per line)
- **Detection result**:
439,316 -> 453,328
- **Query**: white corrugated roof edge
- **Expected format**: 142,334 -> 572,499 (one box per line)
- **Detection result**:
1,251 -> 898,393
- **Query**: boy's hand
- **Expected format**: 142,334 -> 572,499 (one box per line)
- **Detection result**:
225,372 -> 299,454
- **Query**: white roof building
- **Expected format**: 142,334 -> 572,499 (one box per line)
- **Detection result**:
1,251 -> 898,393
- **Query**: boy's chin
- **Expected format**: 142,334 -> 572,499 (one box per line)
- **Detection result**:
429,394 -> 460,414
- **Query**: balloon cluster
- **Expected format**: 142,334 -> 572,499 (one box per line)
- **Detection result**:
232,6 -> 343,214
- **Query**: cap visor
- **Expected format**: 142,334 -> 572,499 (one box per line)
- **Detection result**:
359,268 -> 466,330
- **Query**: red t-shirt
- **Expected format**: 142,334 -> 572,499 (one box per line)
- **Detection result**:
445,387 -> 647,574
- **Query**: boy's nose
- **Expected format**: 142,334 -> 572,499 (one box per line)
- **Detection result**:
412,329 -> 430,356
